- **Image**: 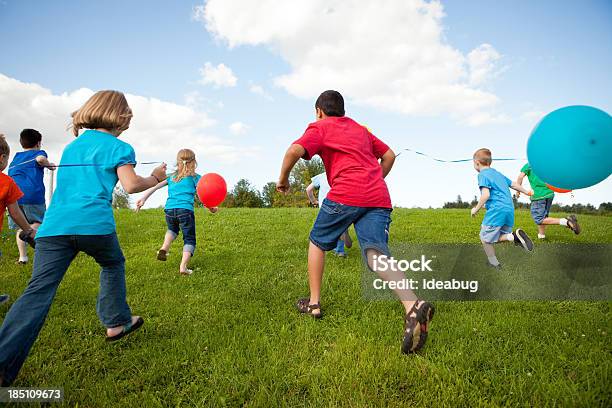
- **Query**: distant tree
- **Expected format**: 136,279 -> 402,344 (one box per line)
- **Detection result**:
443,194 -> 470,209
262,182 -> 278,207
290,157 -> 325,191
598,202 -> 612,214
224,179 -> 264,208
112,187 -> 131,209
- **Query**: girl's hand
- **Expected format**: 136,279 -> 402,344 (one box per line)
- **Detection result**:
208,206 -> 219,214
470,207 -> 479,217
135,198 -> 146,211
151,163 -> 167,182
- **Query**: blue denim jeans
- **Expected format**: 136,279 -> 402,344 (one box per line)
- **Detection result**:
334,238 -> 345,254
310,198 -> 392,257
530,197 -> 553,225
0,233 -> 131,386
165,208 -> 196,254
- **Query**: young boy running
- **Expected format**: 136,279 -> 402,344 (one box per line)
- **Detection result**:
471,148 -> 535,268
277,90 -> 434,354
306,171 -> 352,257
516,163 -> 580,239
8,129 -> 55,264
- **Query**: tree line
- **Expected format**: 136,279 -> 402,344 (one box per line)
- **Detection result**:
443,195 -> 612,215
111,161 -> 610,215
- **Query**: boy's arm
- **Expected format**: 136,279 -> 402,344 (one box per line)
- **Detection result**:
277,144 -> 305,193
471,187 -> 490,216
305,183 -> 317,205
35,155 -> 56,169
117,163 -> 167,194
380,148 -> 396,178
510,181 -> 533,196
7,202 -> 34,233
136,179 -> 168,210
514,172 -> 526,198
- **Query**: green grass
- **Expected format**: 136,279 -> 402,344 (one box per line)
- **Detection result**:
1,208 -> 611,407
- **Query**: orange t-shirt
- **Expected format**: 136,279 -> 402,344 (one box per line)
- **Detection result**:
0,172 -> 24,232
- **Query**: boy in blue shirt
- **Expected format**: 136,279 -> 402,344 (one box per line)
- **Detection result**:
306,172 -> 352,257
8,129 -> 55,264
470,148 -> 535,268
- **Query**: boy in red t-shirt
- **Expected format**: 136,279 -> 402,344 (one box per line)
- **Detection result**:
277,91 -> 434,353
0,135 -> 36,306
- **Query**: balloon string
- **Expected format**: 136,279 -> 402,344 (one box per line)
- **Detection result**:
396,148 -> 525,163
7,159 -> 163,170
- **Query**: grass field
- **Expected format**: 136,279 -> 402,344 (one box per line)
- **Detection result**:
1,208 -> 611,407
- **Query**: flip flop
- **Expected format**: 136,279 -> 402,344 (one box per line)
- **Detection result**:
105,317 -> 144,342
402,300 -> 435,354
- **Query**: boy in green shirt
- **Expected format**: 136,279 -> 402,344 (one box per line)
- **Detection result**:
516,163 -> 581,239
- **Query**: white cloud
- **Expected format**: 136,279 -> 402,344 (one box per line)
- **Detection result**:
197,0 -> 507,125
0,73 -> 258,166
249,84 -> 273,101
467,44 -> 502,86
229,121 -> 249,135
198,62 -> 237,88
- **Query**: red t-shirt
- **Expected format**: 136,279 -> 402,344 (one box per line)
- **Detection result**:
0,172 -> 24,232
293,116 -> 392,208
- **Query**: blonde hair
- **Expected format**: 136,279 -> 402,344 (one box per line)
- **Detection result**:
173,149 -> 197,182
473,148 -> 492,166
0,134 -> 9,157
71,90 -> 132,137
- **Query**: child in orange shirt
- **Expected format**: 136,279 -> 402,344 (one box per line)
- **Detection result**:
0,134 -> 37,305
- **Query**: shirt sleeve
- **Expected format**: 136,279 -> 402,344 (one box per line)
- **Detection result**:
7,178 -> 24,204
368,131 -> 390,159
520,163 -> 530,175
311,174 -> 321,188
115,143 -> 137,168
478,173 -> 492,190
35,150 -> 48,167
293,125 -> 323,160
505,175 -> 512,187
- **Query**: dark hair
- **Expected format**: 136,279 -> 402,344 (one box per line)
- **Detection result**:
315,90 -> 345,117
20,129 -> 42,149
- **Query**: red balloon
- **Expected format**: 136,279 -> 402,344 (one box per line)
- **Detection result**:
546,183 -> 572,193
197,173 -> 227,207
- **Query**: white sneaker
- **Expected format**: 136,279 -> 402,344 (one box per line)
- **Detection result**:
180,269 -> 193,275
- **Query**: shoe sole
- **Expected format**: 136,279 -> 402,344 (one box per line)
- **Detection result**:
156,250 -> 167,261
402,302 -> 435,354
568,215 -> 581,235
515,229 -> 534,252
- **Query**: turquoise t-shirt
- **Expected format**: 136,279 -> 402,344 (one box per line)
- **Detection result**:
165,173 -> 201,211
478,168 -> 515,227
37,130 -> 136,238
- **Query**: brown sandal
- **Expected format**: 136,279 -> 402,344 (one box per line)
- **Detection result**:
296,298 -> 323,319
402,300 -> 435,354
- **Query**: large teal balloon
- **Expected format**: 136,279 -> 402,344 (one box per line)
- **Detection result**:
527,105 -> 612,190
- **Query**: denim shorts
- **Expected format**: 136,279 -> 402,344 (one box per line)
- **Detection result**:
8,203 -> 46,230
480,225 -> 513,244
530,197 -> 553,225
165,208 -> 196,254
310,198 -> 392,256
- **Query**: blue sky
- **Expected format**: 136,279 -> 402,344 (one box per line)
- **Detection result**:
1,0 -> 610,208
